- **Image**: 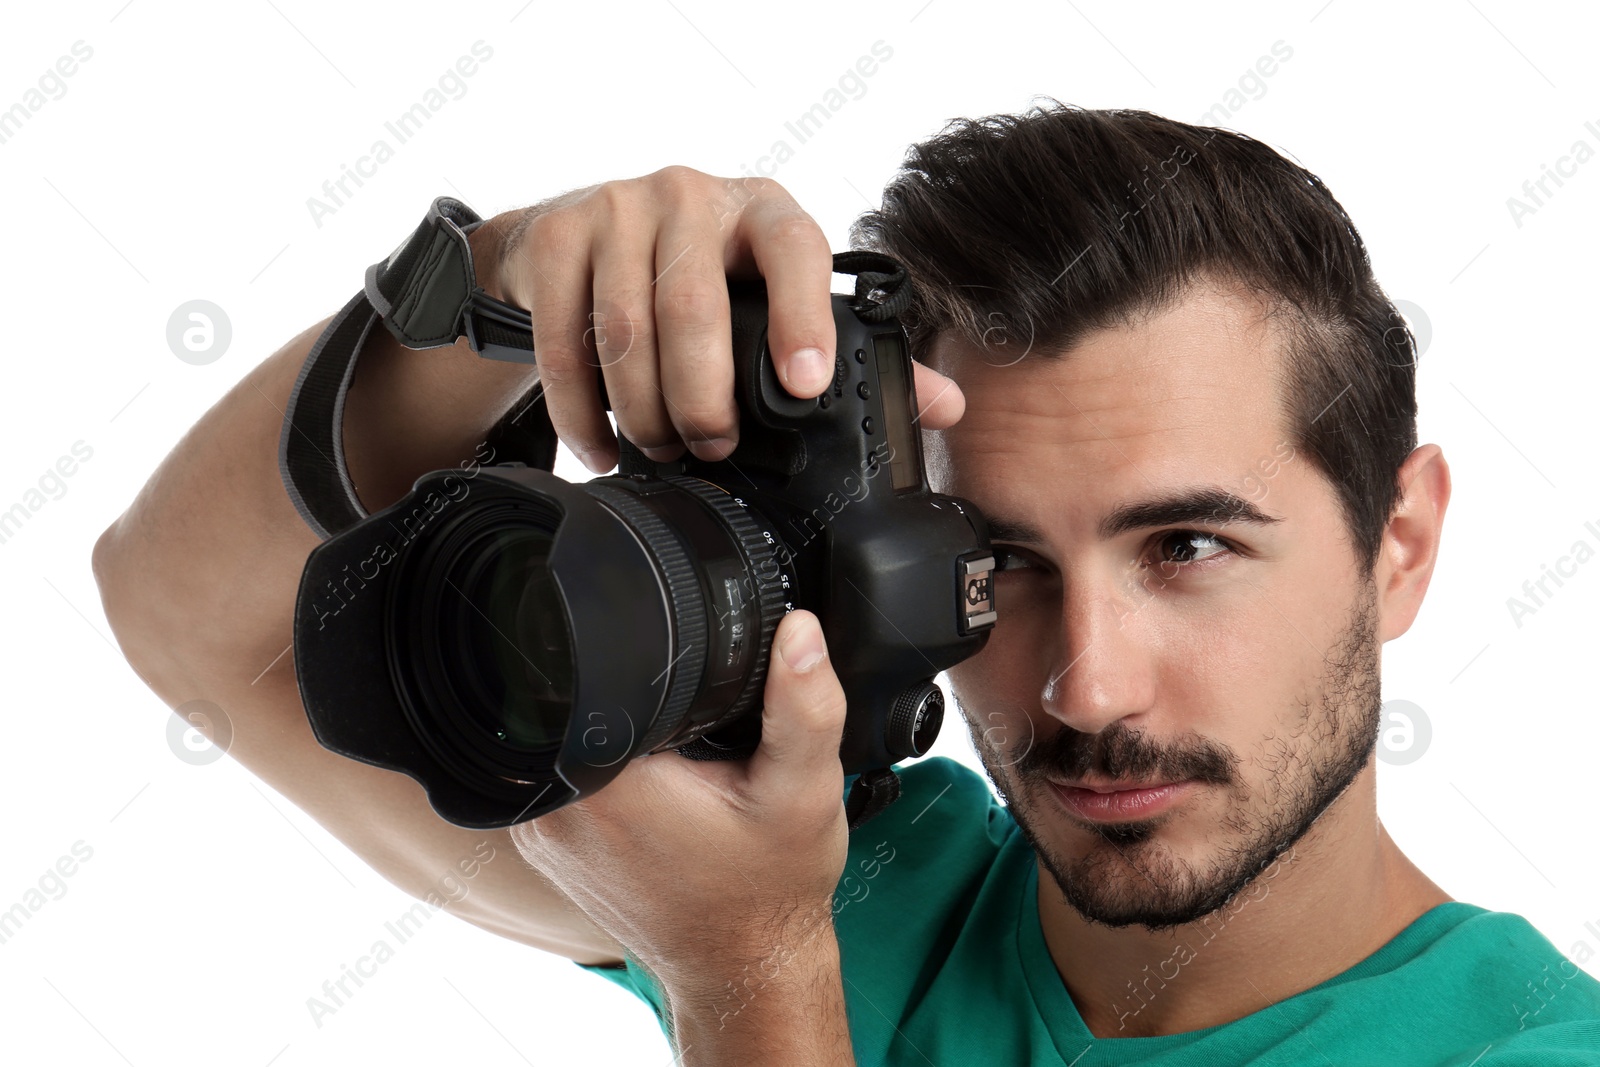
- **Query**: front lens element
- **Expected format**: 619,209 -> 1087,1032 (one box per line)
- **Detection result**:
454,527 -> 574,751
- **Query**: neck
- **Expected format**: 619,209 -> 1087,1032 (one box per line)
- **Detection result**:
1038,764 -> 1452,1039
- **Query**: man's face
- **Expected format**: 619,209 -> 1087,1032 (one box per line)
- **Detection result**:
925,277 -> 1383,932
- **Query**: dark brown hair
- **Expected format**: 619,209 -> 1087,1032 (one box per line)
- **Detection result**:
849,99 -> 1419,574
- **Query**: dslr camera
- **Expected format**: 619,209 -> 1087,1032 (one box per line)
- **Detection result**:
282,198 -> 998,830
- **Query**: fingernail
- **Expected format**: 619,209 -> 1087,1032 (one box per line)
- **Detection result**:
783,348 -> 832,394
576,448 -> 609,474
641,445 -> 681,462
689,437 -> 736,462
779,618 -> 826,673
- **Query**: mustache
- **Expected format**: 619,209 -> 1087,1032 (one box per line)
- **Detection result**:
1014,718 -> 1237,786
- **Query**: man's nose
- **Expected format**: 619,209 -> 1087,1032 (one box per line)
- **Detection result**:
1040,575 -> 1158,736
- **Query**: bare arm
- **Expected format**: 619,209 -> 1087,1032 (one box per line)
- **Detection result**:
665,915 -> 857,1066
91,208 -> 627,966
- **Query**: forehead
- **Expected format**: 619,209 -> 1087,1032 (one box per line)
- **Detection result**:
924,279 -> 1294,522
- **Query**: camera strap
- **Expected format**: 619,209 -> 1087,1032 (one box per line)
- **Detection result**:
279,199 -> 540,542
844,766 -> 903,831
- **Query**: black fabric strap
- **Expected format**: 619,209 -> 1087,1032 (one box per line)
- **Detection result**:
364,196 -> 536,361
844,767 -> 902,831
278,287 -> 379,542
833,250 -> 913,322
279,198 -> 537,542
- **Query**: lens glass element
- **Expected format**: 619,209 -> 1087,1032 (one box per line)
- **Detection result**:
451,528 -> 574,751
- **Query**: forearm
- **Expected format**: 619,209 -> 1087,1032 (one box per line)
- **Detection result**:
93,210 -> 535,672
662,918 -> 857,1067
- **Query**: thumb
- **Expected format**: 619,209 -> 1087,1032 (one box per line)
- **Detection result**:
745,610 -> 847,794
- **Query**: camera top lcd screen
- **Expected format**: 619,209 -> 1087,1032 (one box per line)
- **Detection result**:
872,332 -> 923,493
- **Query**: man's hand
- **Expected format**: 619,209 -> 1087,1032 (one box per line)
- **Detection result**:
507,609 -> 854,1042
495,165 -> 965,473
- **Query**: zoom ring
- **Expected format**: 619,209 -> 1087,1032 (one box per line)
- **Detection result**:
583,484 -> 710,756
664,476 -> 793,746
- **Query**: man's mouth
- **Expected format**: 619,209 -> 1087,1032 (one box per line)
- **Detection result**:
1055,777 -> 1179,794
1046,778 -> 1199,822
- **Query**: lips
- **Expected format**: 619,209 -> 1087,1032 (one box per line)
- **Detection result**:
1047,778 -> 1198,822
1054,778 -> 1179,794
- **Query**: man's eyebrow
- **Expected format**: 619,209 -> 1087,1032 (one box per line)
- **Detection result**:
983,487 -> 1285,545
1097,488 -> 1285,539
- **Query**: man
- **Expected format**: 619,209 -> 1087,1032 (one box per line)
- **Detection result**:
519,101 -> 1600,1062
94,101 -> 1600,1064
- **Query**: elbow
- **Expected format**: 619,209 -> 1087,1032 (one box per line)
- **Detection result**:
90,517 -> 126,619
91,516 -> 159,685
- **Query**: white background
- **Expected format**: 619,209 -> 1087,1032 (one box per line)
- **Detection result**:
3,1 -> 1598,1064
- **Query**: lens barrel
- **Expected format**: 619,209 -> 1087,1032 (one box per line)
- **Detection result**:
369,469 -> 792,821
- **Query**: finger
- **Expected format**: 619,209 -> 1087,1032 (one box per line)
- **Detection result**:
590,217 -> 682,462
653,222 -> 739,462
741,200 -> 836,398
522,212 -> 617,474
912,362 -> 966,430
744,610 -> 848,797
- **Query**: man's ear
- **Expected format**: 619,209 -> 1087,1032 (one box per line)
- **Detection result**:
1374,444 -> 1452,643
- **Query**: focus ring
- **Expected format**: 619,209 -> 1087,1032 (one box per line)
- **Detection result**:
583,483 -> 709,756
665,477 -> 792,746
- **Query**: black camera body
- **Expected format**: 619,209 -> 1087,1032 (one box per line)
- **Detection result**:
292,275 -> 997,829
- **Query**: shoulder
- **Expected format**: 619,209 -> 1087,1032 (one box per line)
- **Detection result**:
834,755 -> 1020,947
1331,902 -> 1600,1058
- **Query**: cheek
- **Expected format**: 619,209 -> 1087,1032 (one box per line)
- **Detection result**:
1149,572 -> 1343,759
949,601 -> 1044,698
947,610 -> 1051,756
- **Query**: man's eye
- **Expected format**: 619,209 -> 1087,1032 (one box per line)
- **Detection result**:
1150,530 -> 1233,568
991,546 -> 1036,572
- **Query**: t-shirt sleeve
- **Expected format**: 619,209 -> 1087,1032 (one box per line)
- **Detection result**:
574,952 -> 672,1043
1473,1017 -> 1600,1065
830,756 -> 1014,1059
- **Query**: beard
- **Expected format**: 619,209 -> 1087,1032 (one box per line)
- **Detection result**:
959,577 -> 1382,932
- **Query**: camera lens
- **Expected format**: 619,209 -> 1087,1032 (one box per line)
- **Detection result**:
379,472 -> 793,817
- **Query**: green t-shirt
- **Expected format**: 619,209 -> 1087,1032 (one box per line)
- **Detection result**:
578,756 -> 1600,1064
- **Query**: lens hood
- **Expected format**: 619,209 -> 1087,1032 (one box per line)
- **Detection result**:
296,465 -> 697,827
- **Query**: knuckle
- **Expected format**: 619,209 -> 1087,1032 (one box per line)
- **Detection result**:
534,348 -> 584,387
656,281 -> 725,330
522,208 -> 586,256
740,174 -> 794,206
763,211 -> 826,249
592,300 -> 650,357
672,402 -> 737,441
711,175 -> 789,231
649,164 -> 707,195
590,179 -> 642,221
609,394 -> 669,439
605,296 -> 648,327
